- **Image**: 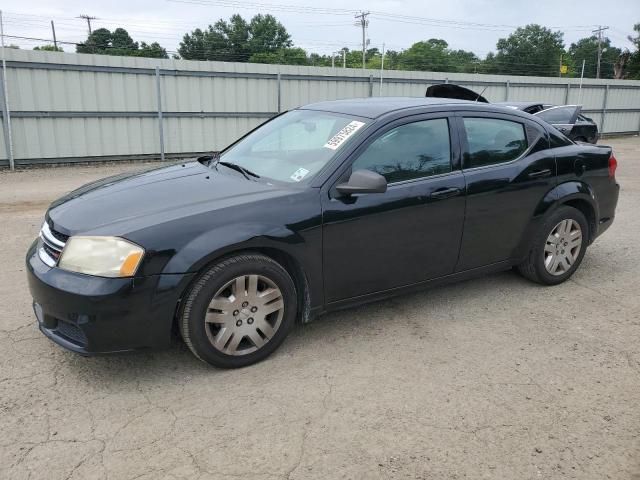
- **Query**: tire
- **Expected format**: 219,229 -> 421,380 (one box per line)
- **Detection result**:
179,253 -> 297,368
517,205 -> 589,285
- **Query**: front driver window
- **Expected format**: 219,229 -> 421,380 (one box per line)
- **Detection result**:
351,118 -> 452,183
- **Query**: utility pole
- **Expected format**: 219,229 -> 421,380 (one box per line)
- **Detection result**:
51,21 -> 58,50
592,25 -> 609,79
342,49 -> 346,68
579,59 -> 586,102
78,14 -> 97,35
559,53 -> 563,78
354,11 -> 369,70
380,43 -> 385,96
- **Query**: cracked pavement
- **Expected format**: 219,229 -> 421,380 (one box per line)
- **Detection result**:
1,137 -> 639,479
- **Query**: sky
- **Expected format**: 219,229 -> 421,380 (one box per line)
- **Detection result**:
2,0 -> 638,58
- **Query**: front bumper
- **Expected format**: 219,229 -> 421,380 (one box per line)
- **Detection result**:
26,241 -> 195,354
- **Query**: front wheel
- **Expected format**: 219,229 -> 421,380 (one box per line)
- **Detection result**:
179,253 -> 297,368
517,206 -> 589,285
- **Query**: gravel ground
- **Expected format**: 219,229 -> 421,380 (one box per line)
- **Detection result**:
1,138 -> 639,480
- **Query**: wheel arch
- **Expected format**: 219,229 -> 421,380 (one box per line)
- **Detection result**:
516,180 -> 598,260
553,181 -> 598,243
171,244 -> 313,337
536,181 -> 598,240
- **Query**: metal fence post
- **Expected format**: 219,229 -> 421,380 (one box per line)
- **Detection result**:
0,67 -> 13,169
565,82 -> 570,104
601,84 -> 609,134
277,72 -> 281,113
0,11 -> 15,170
155,66 -> 165,162
368,75 -> 373,97
505,80 -> 510,101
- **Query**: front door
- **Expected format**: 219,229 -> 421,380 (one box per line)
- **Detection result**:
321,115 -> 466,304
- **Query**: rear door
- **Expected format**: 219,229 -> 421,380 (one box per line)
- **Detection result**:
455,111 -> 555,271
534,105 -> 581,137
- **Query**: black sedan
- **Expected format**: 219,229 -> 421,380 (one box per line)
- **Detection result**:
496,103 -> 599,144
27,97 -> 620,368
425,85 -> 599,144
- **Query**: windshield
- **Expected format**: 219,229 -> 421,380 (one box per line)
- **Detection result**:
219,110 -> 368,183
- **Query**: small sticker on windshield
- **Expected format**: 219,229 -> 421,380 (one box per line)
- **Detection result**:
324,121 -> 365,150
290,167 -> 310,182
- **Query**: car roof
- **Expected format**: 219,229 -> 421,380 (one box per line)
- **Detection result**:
299,96 -> 484,119
494,101 -> 543,109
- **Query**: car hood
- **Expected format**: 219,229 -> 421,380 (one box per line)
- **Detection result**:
47,161 -> 292,236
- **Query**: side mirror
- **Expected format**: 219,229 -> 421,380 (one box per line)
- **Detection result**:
335,169 -> 387,196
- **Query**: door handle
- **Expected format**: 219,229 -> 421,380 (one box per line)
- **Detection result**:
527,169 -> 551,179
430,187 -> 461,200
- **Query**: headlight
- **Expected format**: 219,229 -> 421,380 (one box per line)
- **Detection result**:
58,236 -> 145,278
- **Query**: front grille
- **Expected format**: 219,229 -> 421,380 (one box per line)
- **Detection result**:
38,222 -> 67,267
47,223 -> 69,243
55,320 -> 88,346
42,242 -> 61,261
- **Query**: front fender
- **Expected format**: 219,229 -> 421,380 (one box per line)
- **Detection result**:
162,222 -> 307,274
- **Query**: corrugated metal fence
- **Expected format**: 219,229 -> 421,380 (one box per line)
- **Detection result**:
1,48 -> 639,168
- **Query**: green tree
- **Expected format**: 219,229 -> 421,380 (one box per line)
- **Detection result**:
77,28 -> 111,54
77,28 -> 168,58
568,36 -> 621,78
179,14 -> 291,62
494,24 -> 565,76
249,47 -> 308,65
447,49 -> 480,73
627,23 -> 640,79
138,42 -> 171,58
399,39 -> 450,71
248,14 -> 291,54
33,45 -> 63,52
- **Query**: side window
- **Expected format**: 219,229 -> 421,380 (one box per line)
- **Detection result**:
351,118 -> 451,183
462,117 -> 528,168
535,106 -> 579,124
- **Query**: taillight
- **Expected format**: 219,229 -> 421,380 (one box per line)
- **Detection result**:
608,153 -> 617,179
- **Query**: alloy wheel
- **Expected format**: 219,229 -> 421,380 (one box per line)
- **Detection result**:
544,219 -> 583,276
204,274 -> 284,356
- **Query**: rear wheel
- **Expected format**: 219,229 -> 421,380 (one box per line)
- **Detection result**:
180,253 -> 297,368
517,206 -> 588,285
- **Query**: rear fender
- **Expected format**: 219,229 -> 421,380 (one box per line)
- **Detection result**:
538,181 -> 598,218
514,181 -> 598,259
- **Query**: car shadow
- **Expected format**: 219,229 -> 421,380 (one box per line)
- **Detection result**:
58,268 -> 543,384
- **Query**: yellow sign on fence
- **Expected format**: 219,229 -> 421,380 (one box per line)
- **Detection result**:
560,65 -> 568,74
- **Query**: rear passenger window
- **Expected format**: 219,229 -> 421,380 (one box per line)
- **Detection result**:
463,118 -> 528,168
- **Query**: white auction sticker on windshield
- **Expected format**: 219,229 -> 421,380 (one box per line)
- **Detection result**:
324,120 -> 365,150
290,167 -> 310,182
